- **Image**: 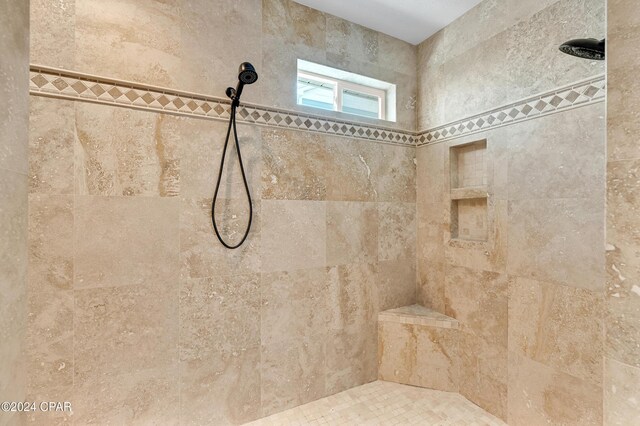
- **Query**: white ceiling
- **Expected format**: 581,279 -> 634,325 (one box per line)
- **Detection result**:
293,0 -> 483,45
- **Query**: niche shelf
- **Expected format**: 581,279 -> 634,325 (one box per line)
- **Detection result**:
449,140 -> 488,242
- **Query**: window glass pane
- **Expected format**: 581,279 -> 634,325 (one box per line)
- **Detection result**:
297,76 -> 335,111
342,89 -> 380,119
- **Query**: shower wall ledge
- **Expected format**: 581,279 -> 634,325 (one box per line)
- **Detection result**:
28,65 -> 605,148
379,304 -> 459,329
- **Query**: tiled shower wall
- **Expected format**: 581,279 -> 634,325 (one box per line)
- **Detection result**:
415,0 -> 606,424
0,0 -> 29,424
26,0 -> 416,424
605,0 -> 640,422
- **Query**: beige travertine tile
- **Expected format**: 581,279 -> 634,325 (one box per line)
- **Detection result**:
452,198 -> 488,241
29,97 -> 75,195
75,104 -> 180,197
324,137 -> 380,202
327,262 -> 378,330
75,0 -> 181,87
377,259 -> 416,311
325,324 -> 377,395
24,396 -> 72,425
377,322 -> 413,385
604,357 -> 640,425
260,200 -> 326,273
414,325 -> 459,392
74,283 -> 178,377
378,321 -> 459,392
378,32 -> 417,76
0,2 -> 28,175
26,195 -> 74,406
74,196 -> 180,289
73,283 -> 178,424
180,197 -> 260,279
260,34 -> 326,110
445,199 -> 508,274
261,333 -> 326,417
509,277 -> 603,386
507,198 -> 604,291
444,266 -> 508,348
508,352 -> 602,426
374,67 -> 418,131
416,142 -> 446,206
606,1 -> 640,422
417,29 -> 446,72
260,267 -> 330,347
72,367 -> 179,425
30,0 -> 75,68
417,216 -> 447,264
378,202 -> 416,262
606,159 -> 640,367
417,259 -> 445,313
417,62 -> 447,131
458,332 -> 508,421
441,0 -> 559,61
416,30 -> 447,131
440,0 -> 604,124
417,155 -> 447,262
503,0 -> 604,91
326,15 -> 378,67
179,273 -> 260,360
28,195 -> 73,292
180,0 -> 263,102
607,3 -> 640,162
73,281 -> 180,425
261,128 -> 327,201
180,347 -> 261,425
377,145 -> 416,202
262,0 -> 326,49
179,118 -> 262,200
507,103 -> 605,200
442,35 -> 509,125
326,201 -> 377,266
0,171 -> 28,409
606,304 -> 640,369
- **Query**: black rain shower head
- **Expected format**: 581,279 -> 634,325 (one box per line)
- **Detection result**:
226,62 -> 258,106
559,38 -> 605,60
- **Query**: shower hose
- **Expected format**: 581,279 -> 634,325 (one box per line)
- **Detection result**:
211,103 -> 252,249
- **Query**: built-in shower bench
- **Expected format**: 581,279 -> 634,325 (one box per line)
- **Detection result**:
377,305 -> 460,392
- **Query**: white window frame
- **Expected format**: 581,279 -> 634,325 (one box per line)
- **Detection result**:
297,70 -> 387,120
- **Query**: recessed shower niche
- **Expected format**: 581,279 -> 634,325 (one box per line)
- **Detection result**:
449,140 -> 488,242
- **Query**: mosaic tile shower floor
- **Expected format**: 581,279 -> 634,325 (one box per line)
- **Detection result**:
245,380 -> 506,425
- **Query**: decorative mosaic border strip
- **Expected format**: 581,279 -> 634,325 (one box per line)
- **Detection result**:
29,65 -> 605,147
29,65 -> 416,146
416,75 -> 606,146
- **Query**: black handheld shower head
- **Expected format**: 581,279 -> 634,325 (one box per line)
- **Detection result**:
214,62 -> 259,249
559,38 -> 605,60
238,62 -> 258,84
226,62 -> 259,106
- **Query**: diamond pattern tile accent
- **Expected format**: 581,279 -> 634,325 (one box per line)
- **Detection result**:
71,81 -> 88,94
28,66 -> 603,149
31,74 -> 48,88
417,75 -> 606,146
